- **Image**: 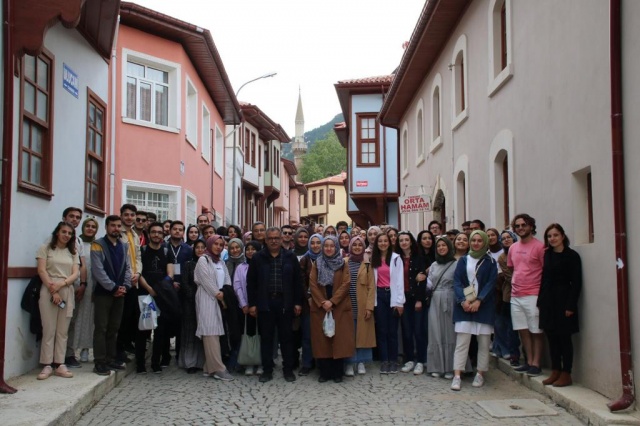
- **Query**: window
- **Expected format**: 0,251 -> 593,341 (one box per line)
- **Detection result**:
573,167 -> 594,244
85,90 -> 107,213
264,145 -> 270,172
401,128 -> 409,175
416,103 -> 425,163
319,189 -> 324,205
185,193 -> 197,226
258,142 -> 262,176
244,128 -> 250,163
303,194 -> 308,209
214,125 -> 223,175
329,189 -> 335,205
186,79 -> 197,147
451,35 -> 468,129
356,113 -> 379,166
19,51 -> 53,196
201,105 -> 210,162
488,0 -> 513,96
312,190 -> 317,206
126,189 -> 176,222
430,73 -> 442,153
251,133 -> 256,167
126,60 -> 169,126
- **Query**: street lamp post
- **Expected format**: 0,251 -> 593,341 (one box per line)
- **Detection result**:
230,72 -> 277,226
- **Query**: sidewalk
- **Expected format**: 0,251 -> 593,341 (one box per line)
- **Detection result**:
493,357 -> 640,426
0,360 -> 135,426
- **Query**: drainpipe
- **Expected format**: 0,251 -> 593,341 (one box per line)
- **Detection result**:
607,0 -> 634,412
0,0 -> 17,394
109,16 -> 120,214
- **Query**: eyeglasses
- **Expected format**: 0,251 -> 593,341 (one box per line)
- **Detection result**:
282,231 -> 292,235
135,218 -> 147,222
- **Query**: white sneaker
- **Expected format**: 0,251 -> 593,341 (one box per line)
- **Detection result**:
245,366 -> 254,376
444,372 -> 454,379
451,376 -> 462,391
256,366 -> 263,376
80,348 -> 89,363
357,363 -> 366,375
472,373 -> 485,387
344,364 -> 355,377
413,363 -> 424,375
431,372 -> 442,378
401,361 -> 415,373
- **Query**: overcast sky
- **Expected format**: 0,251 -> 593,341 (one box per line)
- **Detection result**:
131,0 -> 425,137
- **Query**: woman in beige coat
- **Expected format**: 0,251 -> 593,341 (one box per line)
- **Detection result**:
344,236 -> 376,376
310,236 -> 355,383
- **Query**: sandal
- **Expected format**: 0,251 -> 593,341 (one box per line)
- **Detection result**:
37,365 -> 53,380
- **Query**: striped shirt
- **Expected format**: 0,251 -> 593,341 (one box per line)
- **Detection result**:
348,260 -> 360,319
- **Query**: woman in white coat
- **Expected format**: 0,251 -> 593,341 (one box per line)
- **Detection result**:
195,235 -> 234,381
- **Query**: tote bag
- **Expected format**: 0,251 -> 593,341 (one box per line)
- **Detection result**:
237,314 -> 261,366
138,294 -> 160,331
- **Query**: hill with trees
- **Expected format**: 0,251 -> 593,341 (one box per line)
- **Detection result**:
281,113 -> 344,161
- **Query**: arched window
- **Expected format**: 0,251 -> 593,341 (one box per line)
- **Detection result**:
451,34 -> 468,130
430,73 -> 443,153
488,0 -> 513,96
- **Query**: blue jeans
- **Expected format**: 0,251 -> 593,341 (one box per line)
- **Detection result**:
348,319 -> 373,364
401,294 -> 428,363
301,312 -> 313,368
494,305 -> 521,359
374,288 -> 399,363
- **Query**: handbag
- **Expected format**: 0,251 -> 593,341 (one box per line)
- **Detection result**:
463,259 -> 485,303
237,314 -> 261,366
138,294 -> 160,331
425,262 -> 455,307
323,311 -> 335,337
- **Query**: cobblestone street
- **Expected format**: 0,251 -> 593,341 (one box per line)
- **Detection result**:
78,359 -> 583,425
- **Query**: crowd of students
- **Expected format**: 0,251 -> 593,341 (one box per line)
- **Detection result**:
33,208 -> 582,391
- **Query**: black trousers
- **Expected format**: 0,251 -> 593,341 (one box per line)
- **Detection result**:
116,288 -> 138,359
546,330 -> 574,373
258,297 -> 294,374
317,358 -> 343,380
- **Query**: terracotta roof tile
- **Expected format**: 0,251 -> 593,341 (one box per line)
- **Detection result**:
337,75 -> 394,85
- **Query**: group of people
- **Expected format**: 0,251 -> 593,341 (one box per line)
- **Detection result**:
33,209 -> 582,392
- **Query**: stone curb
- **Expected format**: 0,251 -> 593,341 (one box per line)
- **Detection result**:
494,357 -> 640,426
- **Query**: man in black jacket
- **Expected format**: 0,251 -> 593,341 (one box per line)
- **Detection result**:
247,227 -> 303,383
91,215 -> 132,375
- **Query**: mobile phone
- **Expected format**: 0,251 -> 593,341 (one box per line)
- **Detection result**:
51,296 -> 66,309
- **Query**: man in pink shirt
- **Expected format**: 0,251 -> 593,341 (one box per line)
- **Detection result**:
507,213 -> 545,377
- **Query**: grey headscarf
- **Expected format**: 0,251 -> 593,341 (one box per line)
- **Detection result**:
316,235 -> 344,287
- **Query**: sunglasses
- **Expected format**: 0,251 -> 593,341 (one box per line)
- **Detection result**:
135,218 -> 147,222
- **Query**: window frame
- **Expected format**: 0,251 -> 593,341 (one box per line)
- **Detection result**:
84,88 -> 107,215
251,132 -> 256,167
312,190 -> 317,206
185,77 -> 198,148
329,188 -> 336,205
488,0 -> 513,97
201,104 -> 211,162
214,123 -> 224,176
355,113 -> 380,167
451,34 -> 469,130
319,189 -> 324,205
18,49 -> 54,198
415,100 -> 425,166
430,73 -> 443,153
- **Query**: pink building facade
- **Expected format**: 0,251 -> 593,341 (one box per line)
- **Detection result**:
110,3 -> 239,226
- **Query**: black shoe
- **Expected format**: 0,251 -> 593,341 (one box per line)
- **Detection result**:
108,361 -> 126,371
136,366 -> 147,374
259,372 -> 273,383
93,363 -> 111,376
152,365 -> 162,374
334,376 -> 343,383
284,371 -> 296,382
160,356 -> 171,368
124,343 -> 136,354
318,376 -> 328,383
116,355 -> 132,364
187,367 -> 198,374
298,366 -> 311,376
65,356 -> 81,368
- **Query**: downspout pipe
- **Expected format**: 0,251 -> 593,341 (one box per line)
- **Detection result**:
607,0 -> 635,412
0,0 -> 18,394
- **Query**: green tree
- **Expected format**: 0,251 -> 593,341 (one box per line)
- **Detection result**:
299,131 -> 346,183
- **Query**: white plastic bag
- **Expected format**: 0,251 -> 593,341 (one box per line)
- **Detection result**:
323,311 -> 335,338
138,294 -> 160,331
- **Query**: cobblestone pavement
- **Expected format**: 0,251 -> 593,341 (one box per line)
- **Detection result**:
78,359 -> 584,426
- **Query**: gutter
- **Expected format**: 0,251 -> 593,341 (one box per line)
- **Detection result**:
607,0 -> 635,412
109,16 -> 120,214
0,0 -> 17,394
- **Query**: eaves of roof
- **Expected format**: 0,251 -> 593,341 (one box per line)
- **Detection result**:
240,102 -> 290,143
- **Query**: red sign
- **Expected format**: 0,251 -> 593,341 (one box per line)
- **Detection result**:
356,181 -> 368,187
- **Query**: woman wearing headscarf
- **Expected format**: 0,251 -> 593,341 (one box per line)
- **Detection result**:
179,239 -> 207,373
185,225 -> 200,247
73,218 -> 98,363
426,237 -> 458,379
293,227 -> 310,260
493,230 -> 521,366
487,228 -> 503,264
450,230 -> 497,391
344,236 -> 375,376
309,235 -> 354,382
538,223 -> 582,387
242,231 -> 253,245
223,238 -> 245,371
297,233 -> 323,375
194,235 -> 234,381
233,241 -> 262,375
338,230 -> 351,257
363,225 -> 381,262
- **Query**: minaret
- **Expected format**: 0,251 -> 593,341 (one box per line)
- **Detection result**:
292,87 -> 307,173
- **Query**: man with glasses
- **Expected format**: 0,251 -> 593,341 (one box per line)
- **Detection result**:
281,225 -> 295,250
247,227 -> 303,383
252,221 -> 267,249
134,211 -> 149,246
507,213 -> 545,377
